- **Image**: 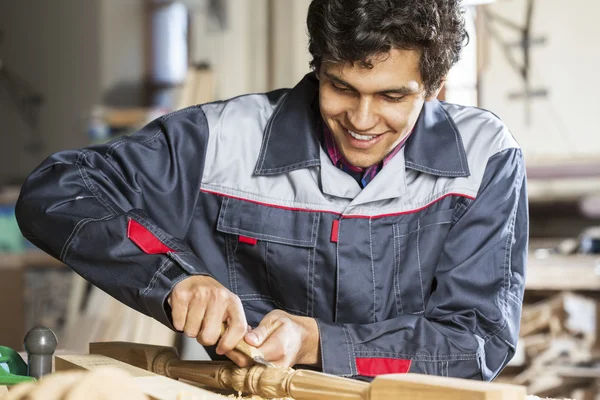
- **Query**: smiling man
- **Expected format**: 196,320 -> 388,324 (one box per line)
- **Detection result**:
15,0 -> 528,381
319,50 -> 426,170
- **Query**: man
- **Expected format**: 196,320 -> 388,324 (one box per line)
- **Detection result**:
15,0 -> 527,381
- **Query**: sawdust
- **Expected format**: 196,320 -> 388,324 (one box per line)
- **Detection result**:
225,392 -> 291,400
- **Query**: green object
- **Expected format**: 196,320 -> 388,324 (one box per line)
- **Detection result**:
0,208 -> 25,253
0,345 -> 35,385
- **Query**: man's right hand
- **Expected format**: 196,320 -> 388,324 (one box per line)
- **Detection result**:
168,275 -> 250,366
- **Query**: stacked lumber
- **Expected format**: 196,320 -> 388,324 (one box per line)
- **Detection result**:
499,292 -> 600,399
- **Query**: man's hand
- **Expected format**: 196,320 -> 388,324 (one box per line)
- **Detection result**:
244,310 -> 321,369
168,275 -> 250,366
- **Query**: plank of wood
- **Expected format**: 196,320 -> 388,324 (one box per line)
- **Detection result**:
0,385 -> 8,395
89,341 -> 177,371
526,254 -> 600,291
55,354 -> 225,400
370,373 -> 526,400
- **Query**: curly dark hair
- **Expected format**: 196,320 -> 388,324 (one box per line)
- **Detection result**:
307,0 -> 469,96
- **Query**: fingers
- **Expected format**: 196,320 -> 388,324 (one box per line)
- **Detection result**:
256,322 -> 296,368
245,311 -> 292,368
169,278 -> 194,332
169,276 -> 247,348
245,310 -> 284,347
216,298 -> 247,355
223,349 -> 253,368
182,300 -> 206,338
244,310 -> 318,369
196,293 -> 227,346
169,275 -> 248,354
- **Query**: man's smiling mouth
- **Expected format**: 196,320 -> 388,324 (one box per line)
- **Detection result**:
347,130 -> 383,141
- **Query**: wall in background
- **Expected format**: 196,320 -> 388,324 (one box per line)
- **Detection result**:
100,0 -> 146,107
0,0 -> 151,184
190,0 -> 311,99
480,0 -> 600,164
0,0 -> 102,184
190,0 -> 269,99
270,0 -> 312,90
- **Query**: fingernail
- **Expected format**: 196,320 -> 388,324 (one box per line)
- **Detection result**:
246,332 -> 259,344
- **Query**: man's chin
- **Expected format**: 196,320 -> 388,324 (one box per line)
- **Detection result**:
339,145 -> 385,168
345,155 -> 382,169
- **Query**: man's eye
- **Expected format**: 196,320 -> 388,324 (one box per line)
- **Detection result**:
331,83 -> 351,92
383,94 -> 406,103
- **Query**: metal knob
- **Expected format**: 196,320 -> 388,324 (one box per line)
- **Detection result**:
23,326 -> 57,378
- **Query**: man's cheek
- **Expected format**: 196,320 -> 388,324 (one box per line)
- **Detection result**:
320,92 -> 347,116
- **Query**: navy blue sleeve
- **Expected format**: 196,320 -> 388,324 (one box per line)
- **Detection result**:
16,107 -> 214,328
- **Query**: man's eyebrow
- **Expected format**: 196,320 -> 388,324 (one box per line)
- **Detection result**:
323,71 -> 418,96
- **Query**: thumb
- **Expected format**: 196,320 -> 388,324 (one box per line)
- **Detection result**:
245,313 -> 282,347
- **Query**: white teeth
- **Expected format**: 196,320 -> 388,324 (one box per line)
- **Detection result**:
348,130 -> 379,141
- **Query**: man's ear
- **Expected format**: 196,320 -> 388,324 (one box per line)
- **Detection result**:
426,78 -> 446,101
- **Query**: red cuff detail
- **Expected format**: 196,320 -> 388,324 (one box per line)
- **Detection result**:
127,219 -> 174,254
356,357 -> 411,377
239,236 -> 258,245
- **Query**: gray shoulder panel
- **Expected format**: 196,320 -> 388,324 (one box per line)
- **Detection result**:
200,93 -> 343,212
442,102 -> 520,161
200,97 -> 522,216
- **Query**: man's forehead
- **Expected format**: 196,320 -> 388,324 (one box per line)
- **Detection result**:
321,50 -> 423,93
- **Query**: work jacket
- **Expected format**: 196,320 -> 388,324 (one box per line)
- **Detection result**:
16,73 -> 528,380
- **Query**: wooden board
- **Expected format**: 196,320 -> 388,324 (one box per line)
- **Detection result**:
0,386 -> 8,395
526,254 -> 600,291
370,373 -> 527,400
55,354 -> 225,400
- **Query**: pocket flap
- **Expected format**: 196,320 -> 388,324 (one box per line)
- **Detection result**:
216,197 -> 319,248
394,208 -> 454,237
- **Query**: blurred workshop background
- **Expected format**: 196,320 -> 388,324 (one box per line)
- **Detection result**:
0,0 -> 599,398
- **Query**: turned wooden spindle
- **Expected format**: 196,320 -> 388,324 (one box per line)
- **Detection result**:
90,342 -> 369,399
152,350 -> 369,399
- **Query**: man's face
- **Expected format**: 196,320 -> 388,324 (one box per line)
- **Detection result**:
318,48 -> 438,168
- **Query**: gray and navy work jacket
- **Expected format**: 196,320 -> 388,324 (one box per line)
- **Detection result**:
16,73 -> 528,380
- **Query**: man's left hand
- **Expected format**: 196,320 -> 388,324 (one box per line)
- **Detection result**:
244,310 -> 321,369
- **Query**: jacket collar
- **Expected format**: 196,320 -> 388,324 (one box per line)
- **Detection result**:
404,99 -> 470,177
253,74 -> 322,175
254,73 -> 470,178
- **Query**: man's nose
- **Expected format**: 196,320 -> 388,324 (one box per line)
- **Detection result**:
347,97 -> 378,132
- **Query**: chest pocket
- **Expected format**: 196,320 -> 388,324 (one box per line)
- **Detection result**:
216,197 -> 319,316
393,208 -> 454,315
